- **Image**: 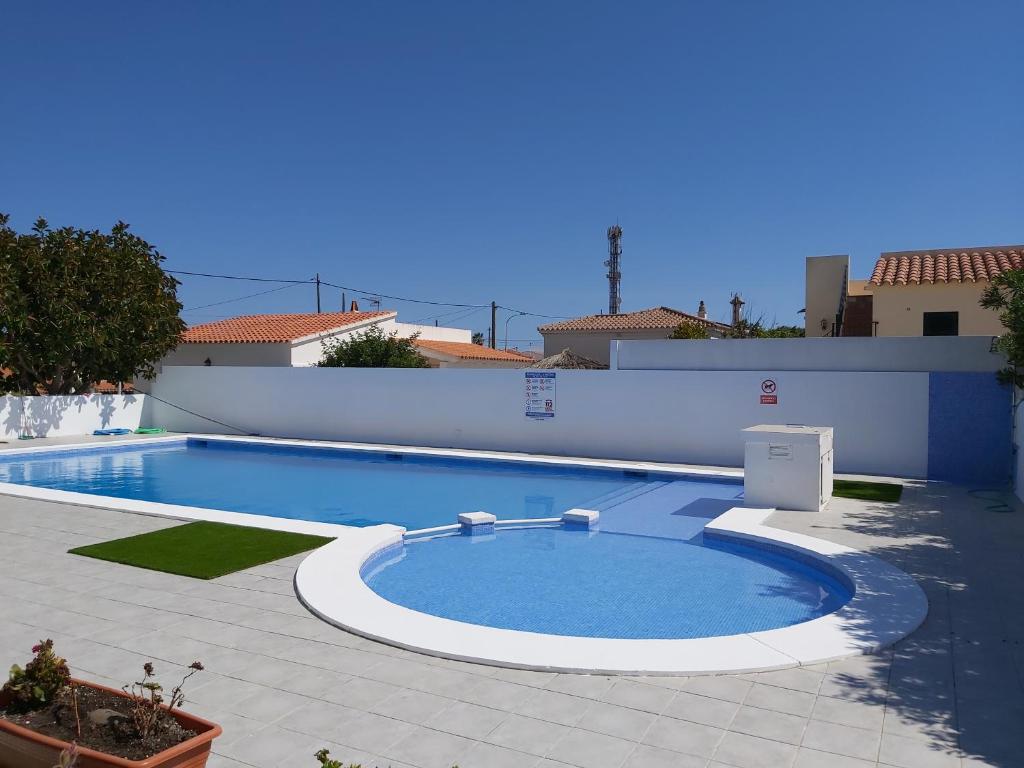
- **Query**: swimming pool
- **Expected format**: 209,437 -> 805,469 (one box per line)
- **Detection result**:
0,437 -> 741,529
363,525 -> 853,639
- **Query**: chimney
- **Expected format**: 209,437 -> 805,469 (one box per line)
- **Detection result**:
730,294 -> 745,326
697,300 -> 707,319
349,299 -> 359,312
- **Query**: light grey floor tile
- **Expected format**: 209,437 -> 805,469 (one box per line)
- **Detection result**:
664,691 -> 741,728
801,719 -> 880,762
546,729 -> 637,768
577,700 -> 658,741
599,679 -> 676,714
729,705 -> 807,745
641,715 -> 724,759
621,744 -> 707,768
486,714 -> 573,757
713,731 -> 799,768
516,687 -> 590,726
424,699 -> 508,740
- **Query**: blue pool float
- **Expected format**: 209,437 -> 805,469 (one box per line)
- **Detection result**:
93,428 -> 132,436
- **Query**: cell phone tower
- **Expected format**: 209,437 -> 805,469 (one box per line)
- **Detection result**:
605,225 -> 622,315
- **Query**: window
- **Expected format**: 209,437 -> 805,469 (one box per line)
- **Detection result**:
923,311 -> 959,336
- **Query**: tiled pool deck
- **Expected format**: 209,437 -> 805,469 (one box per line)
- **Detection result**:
1,437 -> 1021,767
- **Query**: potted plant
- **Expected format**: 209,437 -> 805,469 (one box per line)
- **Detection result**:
0,640 -> 221,768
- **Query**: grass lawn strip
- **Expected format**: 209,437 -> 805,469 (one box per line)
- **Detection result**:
68,521 -> 333,579
833,479 -> 903,503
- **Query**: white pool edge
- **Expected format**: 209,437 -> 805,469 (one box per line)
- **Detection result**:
295,508 -> 928,676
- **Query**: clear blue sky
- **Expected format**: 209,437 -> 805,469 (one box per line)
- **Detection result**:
3,2 -> 1022,346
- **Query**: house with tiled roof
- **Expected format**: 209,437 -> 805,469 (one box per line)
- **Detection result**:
537,305 -> 731,365
162,309 -> 478,368
805,246 -> 1022,338
413,339 -> 532,368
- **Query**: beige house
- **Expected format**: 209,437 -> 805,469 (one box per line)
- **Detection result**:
805,246 -> 1022,337
537,306 -> 730,365
868,247 -> 1021,336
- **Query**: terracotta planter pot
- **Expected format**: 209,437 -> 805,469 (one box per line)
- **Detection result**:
0,679 -> 222,768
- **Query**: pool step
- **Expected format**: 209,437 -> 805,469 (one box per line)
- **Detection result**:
584,480 -> 668,512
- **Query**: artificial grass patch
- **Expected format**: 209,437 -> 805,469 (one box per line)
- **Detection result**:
833,479 -> 903,503
68,521 -> 333,579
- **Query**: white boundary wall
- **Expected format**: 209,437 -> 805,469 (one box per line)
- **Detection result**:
613,336 -> 1002,372
148,367 -> 929,477
0,395 -> 146,439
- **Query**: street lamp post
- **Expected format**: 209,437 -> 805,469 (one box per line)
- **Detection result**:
504,311 -> 527,350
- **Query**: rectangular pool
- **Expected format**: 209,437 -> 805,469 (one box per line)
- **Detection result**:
0,438 -> 742,529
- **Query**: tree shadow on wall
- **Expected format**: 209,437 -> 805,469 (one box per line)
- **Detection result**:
1,394 -> 139,438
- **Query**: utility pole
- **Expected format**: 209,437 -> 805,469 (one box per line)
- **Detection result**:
490,301 -> 497,349
315,273 -> 321,313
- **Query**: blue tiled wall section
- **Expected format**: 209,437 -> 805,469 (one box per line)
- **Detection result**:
927,372 -> 1012,485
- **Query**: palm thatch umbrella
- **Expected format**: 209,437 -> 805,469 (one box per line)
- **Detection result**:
530,348 -> 607,370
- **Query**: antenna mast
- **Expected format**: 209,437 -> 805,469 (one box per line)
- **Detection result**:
605,225 -> 622,315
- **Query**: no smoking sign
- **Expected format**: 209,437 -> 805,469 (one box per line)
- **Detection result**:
760,379 -> 778,405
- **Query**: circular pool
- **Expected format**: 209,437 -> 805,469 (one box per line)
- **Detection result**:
361,526 -> 853,640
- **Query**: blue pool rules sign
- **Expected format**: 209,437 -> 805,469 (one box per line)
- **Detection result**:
525,371 -> 556,418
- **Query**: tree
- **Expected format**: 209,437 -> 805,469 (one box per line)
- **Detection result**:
669,321 -> 710,339
980,270 -> 1024,386
0,215 -> 185,395
317,325 -> 430,368
471,331 -> 485,346
722,318 -> 805,339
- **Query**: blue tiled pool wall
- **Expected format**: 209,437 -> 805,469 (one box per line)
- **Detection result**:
702,529 -> 856,595
927,372 -> 1012,485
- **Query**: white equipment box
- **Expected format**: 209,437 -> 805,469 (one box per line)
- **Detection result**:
742,425 -> 834,512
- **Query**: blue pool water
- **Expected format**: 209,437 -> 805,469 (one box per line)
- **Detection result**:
364,527 -> 853,638
0,438 -> 740,529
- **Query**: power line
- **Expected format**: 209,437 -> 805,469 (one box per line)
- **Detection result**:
318,279 -> 489,309
168,268 -> 566,321
182,282 -> 310,312
496,304 -> 570,320
168,269 -> 311,284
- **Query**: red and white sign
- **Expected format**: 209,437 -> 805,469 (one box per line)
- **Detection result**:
760,379 -> 777,405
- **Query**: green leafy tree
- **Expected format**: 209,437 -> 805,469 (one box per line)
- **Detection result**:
317,325 -> 430,368
669,321 -> 710,339
0,215 -> 184,395
723,318 -> 805,339
471,331 -> 485,346
980,269 -> 1024,386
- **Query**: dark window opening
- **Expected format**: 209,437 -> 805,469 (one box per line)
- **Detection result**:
923,311 -> 959,336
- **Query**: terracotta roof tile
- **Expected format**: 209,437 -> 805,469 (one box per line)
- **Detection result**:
182,311 -> 395,343
538,306 -> 729,333
869,247 -> 1024,286
414,339 -> 532,362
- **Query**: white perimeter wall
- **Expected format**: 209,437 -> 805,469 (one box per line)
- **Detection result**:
0,395 -> 146,439
614,336 -> 1002,373
149,367 -> 930,477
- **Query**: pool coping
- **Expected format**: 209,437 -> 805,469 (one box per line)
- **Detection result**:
294,509 -> 928,676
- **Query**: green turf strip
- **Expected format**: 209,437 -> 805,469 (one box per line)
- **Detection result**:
68,521 -> 333,579
833,479 -> 903,503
